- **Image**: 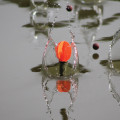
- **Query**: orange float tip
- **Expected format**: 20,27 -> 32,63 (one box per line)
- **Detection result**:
55,41 -> 72,62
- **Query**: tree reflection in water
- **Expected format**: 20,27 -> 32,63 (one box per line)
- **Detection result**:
78,4 -> 103,48
73,2 -> 103,66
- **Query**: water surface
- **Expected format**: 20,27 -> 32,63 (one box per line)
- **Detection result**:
0,0 -> 120,120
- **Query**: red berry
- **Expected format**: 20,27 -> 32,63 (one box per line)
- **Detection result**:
66,5 -> 72,12
93,43 -> 99,50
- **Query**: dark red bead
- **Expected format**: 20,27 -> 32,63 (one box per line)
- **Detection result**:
93,43 -> 99,50
66,5 -> 72,12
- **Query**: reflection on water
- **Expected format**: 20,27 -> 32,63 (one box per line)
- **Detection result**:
96,35 -> 113,42
80,0 -> 106,4
60,108 -> 68,120
101,29 -> 120,105
31,57 -> 88,119
31,51 -> 88,119
31,60 -> 89,119
19,0 -> 120,46
76,3 -> 103,44
57,80 -> 71,92
1,0 -> 120,119
109,76 -> 120,105
2,0 -> 61,8
30,7 -> 48,32
29,8 -> 74,30
23,5 -> 75,43
41,31 -> 90,78
74,0 -> 120,43
78,5 -> 103,29
74,3 -> 103,65
92,53 -> 99,59
3,0 -> 30,7
102,13 -> 120,26
108,29 -> 120,105
31,35 -> 89,76
97,12 -> 120,42
31,35 -> 89,118
31,63 -> 89,74
77,4 -> 103,28
108,60 -> 120,105
108,29 -> 120,72
41,75 -> 78,120
74,0 -> 106,5
31,0 -> 61,9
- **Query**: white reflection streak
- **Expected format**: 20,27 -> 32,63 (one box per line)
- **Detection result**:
70,31 -> 79,69
42,77 -> 56,120
69,78 -> 78,108
108,76 -> 120,105
108,29 -> 120,106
